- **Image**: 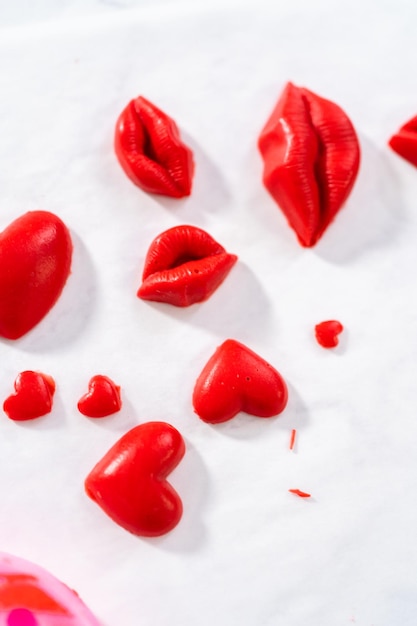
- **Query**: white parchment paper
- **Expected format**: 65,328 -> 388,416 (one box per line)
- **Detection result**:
0,1 -> 417,624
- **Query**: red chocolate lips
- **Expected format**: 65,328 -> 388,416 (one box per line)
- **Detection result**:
258,82 -> 360,247
137,225 -> 237,306
115,96 -> 194,198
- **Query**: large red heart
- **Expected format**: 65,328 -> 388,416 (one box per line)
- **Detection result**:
0,211 -> 72,340
3,371 -> 56,421
193,339 -> 288,423
77,375 -> 122,418
85,422 -> 185,537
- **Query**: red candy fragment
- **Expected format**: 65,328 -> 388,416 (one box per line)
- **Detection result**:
115,95 -> 194,197
389,115 -> 417,168
258,82 -> 360,247
289,428 -> 297,450
138,225 -> 237,307
315,320 -> 344,348
77,375 -> 122,418
85,422 -> 185,537
193,339 -> 288,424
3,371 -> 56,421
289,489 -> 311,498
0,211 -> 72,339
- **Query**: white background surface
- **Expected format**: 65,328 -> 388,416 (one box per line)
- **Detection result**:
1,0 -> 417,624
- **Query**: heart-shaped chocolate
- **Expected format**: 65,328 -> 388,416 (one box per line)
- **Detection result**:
3,371 -> 56,421
314,320 -> 343,348
0,211 -> 72,339
193,339 -> 288,423
77,375 -> 122,418
85,422 -> 185,537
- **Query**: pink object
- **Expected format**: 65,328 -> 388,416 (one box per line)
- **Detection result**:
0,553 -> 100,626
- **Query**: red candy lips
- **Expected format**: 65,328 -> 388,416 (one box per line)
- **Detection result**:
85,422 -> 185,537
115,96 -> 194,198
389,115 -> 417,168
193,339 -> 288,424
258,82 -> 360,247
0,211 -> 72,339
137,225 -> 237,306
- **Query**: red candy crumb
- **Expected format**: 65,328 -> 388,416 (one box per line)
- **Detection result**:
3,371 -> 56,421
289,429 -> 297,450
77,375 -> 122,418
315,320 -> 344,348
289,489 -> 311,498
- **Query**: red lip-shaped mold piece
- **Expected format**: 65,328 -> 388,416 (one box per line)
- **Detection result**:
3,371 -> 56,421
193,339 -> 288,424
0,211 -> 72,340
115,95 -> 194,198
389,115 -> 417,168
85,422 -> 185,537
78,375 -> 122,418
137,225 -> 238,306
258,82 -> 360,247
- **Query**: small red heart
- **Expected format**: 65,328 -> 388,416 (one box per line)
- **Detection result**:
3,371 -> 56,421
77,375 -> 122,418
192,339 -> 288,423
0,211 -> 72,340
315,320 -> 344,348
85,422 -> 185,537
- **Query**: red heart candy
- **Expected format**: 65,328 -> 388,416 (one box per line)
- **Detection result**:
85,422 -> 185,537
77,375 -> 122,418
193,339 -> 288,423
3,371 -> 56,421
0,211 -> 72,340
315,320 -> 344,348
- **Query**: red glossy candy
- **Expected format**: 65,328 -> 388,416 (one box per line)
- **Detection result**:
389,115 -> 417,168
138,225 -> 237,307
115,95 -> 194,198
3,371 -> 56,421
193,339 -> 288,424
85,422 -> 185,537
77,375 -> 122,418
315,320 -> 344,348
258,82 -> 360,247
0,211 -> 72,339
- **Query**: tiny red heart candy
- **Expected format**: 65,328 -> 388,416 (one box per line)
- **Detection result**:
3,371 -> 56,421
77,375 -> 122,418
192,339 -> 288,424
85,422 -> 185,537
315,320 -> 344,348
0,211 -> 73,340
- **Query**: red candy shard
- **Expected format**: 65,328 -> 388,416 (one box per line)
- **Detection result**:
258,82 -> 360,247
3,371 -> 56,421
85,422 -> 185,537
114,95 -> 194,197
315,320 -> 344,348
192,339 -> 288,424
0,211 -> 72,340
389,115 -> 417,168
77,375 -> 122,418
289,489 -> 311,498
289,428 -> 297,450
137,225 -> 237,307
